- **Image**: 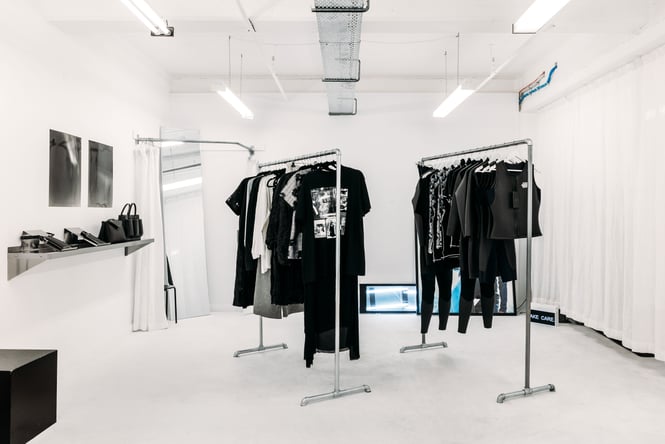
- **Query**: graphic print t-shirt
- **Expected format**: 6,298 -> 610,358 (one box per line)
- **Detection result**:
295,166 -> 370,283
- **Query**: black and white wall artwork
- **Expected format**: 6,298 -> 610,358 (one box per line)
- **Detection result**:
49,129 -> 81,207
88,140 -> 113,207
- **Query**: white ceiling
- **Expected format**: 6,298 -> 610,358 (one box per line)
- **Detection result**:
30,0 -> 665,93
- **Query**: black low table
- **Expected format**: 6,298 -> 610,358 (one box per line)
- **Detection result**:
0,350 -> 57,444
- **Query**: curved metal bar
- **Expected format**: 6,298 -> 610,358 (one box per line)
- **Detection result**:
134,137 -> 255,156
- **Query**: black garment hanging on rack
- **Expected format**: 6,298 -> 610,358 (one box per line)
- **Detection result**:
413,164 -> 459,334
227,177 -> 256,308
295,165 -> 371,367
419,157 -> 542,333
227,170 -> 287,309
490,162 -> 542,240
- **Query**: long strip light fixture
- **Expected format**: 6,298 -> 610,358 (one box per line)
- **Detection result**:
120,0 -> 174,36
433,33 -> 475,119
513,0 -> 572,34
433,85 -> 475,118
216,36 -> 254,120
216,87 -> 254,119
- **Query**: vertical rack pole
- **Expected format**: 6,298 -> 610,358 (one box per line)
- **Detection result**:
497,139 -> 555,402
301,149 -> 371,406
259,315 -> 265,349
334,149 -> 342,393
525,140 -> 533,390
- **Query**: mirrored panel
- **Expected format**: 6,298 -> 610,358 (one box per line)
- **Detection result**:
88,140 -> 113,208
161,128 -> 211,320
49,129 -> 81,207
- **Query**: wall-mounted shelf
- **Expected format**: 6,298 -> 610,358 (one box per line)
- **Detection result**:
7,239 -> 154,281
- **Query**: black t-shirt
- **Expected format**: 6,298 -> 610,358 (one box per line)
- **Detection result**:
295,166 -> 370,282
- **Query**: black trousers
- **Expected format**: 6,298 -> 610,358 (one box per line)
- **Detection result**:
458,278 -> 495,333
303,275 -> 359,368
420,262 -> 453,334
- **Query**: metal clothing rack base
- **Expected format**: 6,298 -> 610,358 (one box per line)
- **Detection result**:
421,139 -> 555,404
400,334 -> 447,353
233,316 -> 288,358
258,149 -> 371,407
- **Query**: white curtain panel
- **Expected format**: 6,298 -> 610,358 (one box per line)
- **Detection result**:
133,142 -> 168,332
531,45 -> 665,361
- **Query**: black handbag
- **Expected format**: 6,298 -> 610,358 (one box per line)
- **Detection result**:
119,203 -> 144,240
98,219 -> 127,244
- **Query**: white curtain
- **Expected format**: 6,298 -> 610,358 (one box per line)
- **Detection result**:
531,45 -> 665,361
133,142 -> 168,331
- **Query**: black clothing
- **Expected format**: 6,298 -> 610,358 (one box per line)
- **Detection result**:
490,161 -> 542,239
295,166 -> 371,282
420,262 -> 453,333
230,163 -> 370,366
413,165 -> 458,334
458,278 -> 495,333
226,177 -> 257,308
413,166 -> 435,270
304,275 -> 359,367
295,165 -> 370,366
417,157 -> 542,333
243,176 -> 263,270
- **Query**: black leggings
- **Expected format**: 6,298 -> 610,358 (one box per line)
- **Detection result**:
458,278 -> 494,333
420,263 -> 453,334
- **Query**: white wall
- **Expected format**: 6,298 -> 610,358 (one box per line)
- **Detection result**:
166,92 -> 520,311
0,2 -> 168,391
521,44 -> 665,361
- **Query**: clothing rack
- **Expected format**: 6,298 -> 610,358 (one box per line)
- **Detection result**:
419,139 -> 555,403
232,158 -> 295,359
134,136 -> 255,156
257,149 -> 371,407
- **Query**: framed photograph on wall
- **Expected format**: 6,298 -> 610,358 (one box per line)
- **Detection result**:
49,129 -> 81,207
88,140 -> 113,208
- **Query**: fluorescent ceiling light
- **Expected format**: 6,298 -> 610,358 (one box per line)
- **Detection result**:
432,85 -> 475,119
513,0 -> 572,34
163,177 -> 202,192
217,87 -> 254,120
120,0 -> 172,36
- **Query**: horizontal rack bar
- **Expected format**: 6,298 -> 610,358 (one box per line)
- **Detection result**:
420,139 -> 532,163
257,149 -> 341,169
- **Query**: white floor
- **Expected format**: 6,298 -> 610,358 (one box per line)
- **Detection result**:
34,312 -> 665,444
